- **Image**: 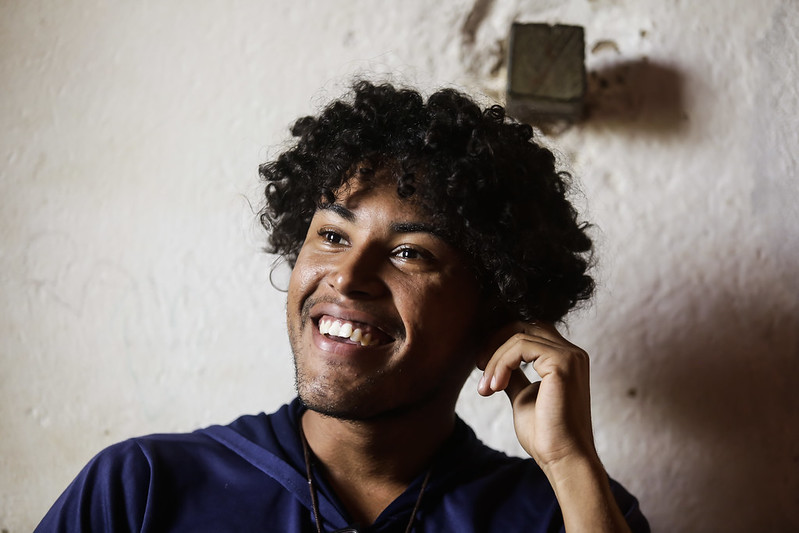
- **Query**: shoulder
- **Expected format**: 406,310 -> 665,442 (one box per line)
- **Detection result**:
429,421 -> 649,532
36,404 -> 300,532
34,436 -> 173,532
444,420 -> 547,486
456,445 -> 648,531
433,421 -> 555,511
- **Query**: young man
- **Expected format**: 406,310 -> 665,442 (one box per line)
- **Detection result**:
37,82 -> 648,532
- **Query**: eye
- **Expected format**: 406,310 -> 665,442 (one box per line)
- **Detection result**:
318,228 -> 350,246
393,246 -> 428,261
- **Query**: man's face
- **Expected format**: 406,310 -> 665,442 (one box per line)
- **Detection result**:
286,177 -> 482,420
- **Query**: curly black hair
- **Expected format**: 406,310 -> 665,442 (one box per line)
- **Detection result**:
259,81 -> 594,323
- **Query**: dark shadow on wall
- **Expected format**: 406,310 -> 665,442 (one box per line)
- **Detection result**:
618,281 -> 799,531
583,59 -> 688,135
526,59 -> 688,137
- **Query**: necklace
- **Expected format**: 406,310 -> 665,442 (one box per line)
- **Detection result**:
299,423 -> 431,533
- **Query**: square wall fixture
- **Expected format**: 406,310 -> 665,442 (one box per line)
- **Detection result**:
506,23 -> 586,122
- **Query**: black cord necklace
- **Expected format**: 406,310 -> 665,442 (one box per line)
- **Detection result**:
299,423 -> 431,533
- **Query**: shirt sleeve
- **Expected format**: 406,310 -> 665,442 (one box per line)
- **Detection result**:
610,478 -> 650,533
35,440 -> 152,533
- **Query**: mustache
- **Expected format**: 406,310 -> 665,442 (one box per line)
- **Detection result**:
301,295 -> 406,341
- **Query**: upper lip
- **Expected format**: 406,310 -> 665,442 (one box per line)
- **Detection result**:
309,302 -> 400,341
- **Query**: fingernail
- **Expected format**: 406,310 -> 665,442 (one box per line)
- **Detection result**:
478,375 -> 486,391
490,375 -> 498,390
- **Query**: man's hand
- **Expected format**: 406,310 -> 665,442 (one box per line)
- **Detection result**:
477,322 -> 632,533
476,321 -> 595,469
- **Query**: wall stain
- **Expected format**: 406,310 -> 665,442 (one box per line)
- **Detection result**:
461,0 -> 495,46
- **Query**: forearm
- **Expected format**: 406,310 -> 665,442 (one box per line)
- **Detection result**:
545,455 -> 632,533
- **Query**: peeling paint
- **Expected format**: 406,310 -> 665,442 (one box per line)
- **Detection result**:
591,39 -> 620,55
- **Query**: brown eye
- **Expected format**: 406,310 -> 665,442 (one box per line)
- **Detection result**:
318,229 -> 349,246
394,246 -> 427,260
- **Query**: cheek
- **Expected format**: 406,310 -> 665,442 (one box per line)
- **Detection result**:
438,282 -> 482,339
431,270 -> 479,309
287,251 -> 321,310
405,278 -> 480,338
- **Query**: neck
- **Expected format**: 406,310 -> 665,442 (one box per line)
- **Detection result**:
300,401 -> 456,525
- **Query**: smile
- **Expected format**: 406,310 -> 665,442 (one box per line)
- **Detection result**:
317,315 -> 393,347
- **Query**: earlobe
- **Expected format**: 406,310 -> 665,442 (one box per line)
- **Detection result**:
475,349 -> 491,372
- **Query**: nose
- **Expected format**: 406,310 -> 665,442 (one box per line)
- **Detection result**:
327,247 -> 386,299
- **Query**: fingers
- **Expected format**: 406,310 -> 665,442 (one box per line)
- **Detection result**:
477,322 -> 587,399
476,321 -> 560,370
477,332 -> 556,395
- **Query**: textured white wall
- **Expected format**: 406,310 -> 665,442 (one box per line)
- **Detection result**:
2,1 -> 797,531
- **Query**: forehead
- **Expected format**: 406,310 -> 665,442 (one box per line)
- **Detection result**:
324,176 -> 430,222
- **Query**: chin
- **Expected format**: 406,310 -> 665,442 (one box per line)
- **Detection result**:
298,390 -> 381,422
296,376 -> 429,423
296,376 -> 445,423
295,366 -> 381,421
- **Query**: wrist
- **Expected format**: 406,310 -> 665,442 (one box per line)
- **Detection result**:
543,454 -> 631,533
543,452 -> 605,494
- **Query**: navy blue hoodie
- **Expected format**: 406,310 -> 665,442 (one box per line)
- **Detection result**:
36,399 -> 648,532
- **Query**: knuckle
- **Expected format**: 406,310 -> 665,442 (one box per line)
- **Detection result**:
510,332 -> 529,343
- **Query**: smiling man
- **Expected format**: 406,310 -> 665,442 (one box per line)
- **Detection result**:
37,82 -> 648,532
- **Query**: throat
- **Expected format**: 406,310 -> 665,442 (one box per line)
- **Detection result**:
327,472 -> 410,526
305,450 -> 432,528
299,414 -> 437,529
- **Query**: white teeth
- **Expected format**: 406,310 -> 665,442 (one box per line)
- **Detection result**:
318,318 -> 378,347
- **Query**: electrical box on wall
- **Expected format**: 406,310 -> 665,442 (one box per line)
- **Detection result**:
506,23 -> 586,123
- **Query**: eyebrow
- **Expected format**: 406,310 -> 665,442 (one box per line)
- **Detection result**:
321,203 -> 356,222
391,222 -> 443,236
319,203 -> 448,239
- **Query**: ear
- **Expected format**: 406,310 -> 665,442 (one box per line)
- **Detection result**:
472,296 -> 514,370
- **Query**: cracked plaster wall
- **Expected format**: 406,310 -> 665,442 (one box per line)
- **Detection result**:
1,1 -> 797,531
